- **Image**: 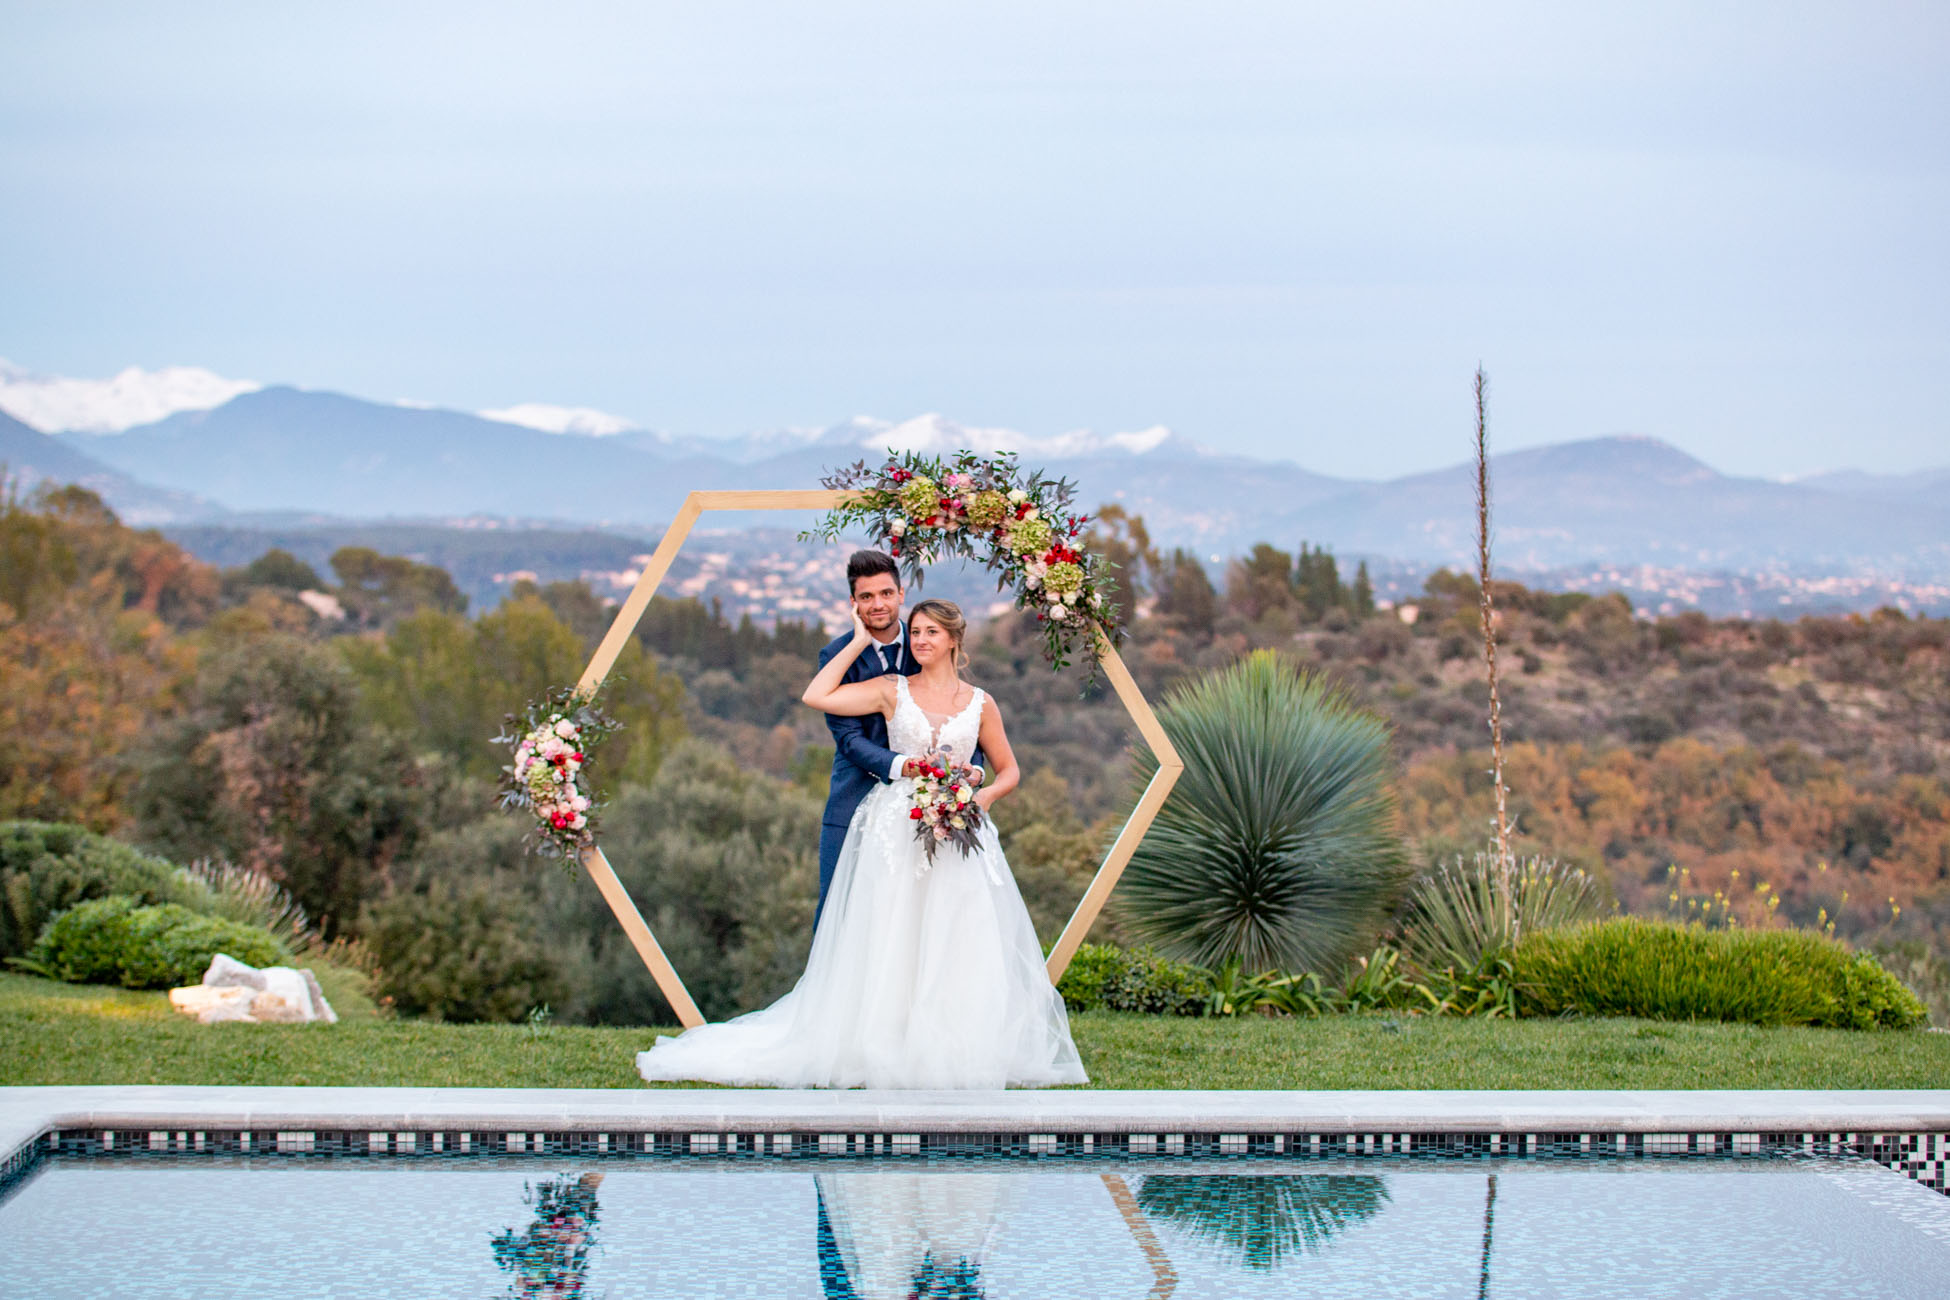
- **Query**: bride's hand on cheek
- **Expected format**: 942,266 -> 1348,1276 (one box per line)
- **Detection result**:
851,609 -> 871,644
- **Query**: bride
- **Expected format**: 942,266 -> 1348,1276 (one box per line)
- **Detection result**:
636,598 -> 1087,1089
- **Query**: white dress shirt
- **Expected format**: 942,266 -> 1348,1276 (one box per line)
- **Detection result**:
868,628 -> 909,779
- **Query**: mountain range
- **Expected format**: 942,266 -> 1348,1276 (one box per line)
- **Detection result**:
2,367 -> 1946,584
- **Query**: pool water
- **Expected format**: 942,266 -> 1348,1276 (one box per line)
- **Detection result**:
5,1156 -> 1948,1298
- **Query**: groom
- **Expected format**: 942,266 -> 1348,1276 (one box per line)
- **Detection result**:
815,549 -> 980,926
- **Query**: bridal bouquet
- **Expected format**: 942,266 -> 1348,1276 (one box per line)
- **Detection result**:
800,449 -> 1122,675
908,758 -> 985,864
495,686 -> 620,867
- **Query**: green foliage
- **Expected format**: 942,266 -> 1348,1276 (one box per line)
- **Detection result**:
235,548 -> 322,592
21,895 -> 286,988
364,876 -> 568,1023
0,821 -> 212,962
329,545 -> 467,626
1399,851 -> 1605,979
1056,943 -> 1207,1017
1120,649 -> 1410,973
341,596 -> 683,787
1197,959 -> 1280,1017
1513,918 -> 1929,1029
129,632 -> 441,934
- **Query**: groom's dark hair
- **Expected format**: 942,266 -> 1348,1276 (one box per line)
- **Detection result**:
846,549 -> 901,595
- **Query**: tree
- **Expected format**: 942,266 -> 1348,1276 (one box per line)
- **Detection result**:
1350,561 -> 1376,619
1151,549 -> 1217,636
341,594 -> 685,787
1295,543 -> 1345,623
1227,544 -> 1297,623
1084,504 -> 1160,620
239,548 -> 322,591
330,546 -> 467,627
129,633 -> 433,934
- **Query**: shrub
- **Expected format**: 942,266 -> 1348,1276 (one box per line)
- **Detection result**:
21,895 -> 287,988
364,876 -> 569,1023
1513,918 -> 1928,1029
0,820 -> 214,962
1057,943 -> 1207,1017
1399,851 -> 1604,978
1119,650 -> 1410,974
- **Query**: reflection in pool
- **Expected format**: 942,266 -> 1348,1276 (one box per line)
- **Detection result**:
5,1157 -> 1949,1298
1134,1173 -> 1391,1269
490,1171 -> 604,1299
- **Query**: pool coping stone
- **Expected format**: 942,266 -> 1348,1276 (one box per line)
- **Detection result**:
7,1084 -> 1950,1166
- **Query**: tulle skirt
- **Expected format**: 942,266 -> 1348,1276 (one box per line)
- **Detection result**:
635,780 -> 1087,1089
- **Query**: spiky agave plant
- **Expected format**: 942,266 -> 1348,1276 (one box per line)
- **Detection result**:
1120,650 -> 1410,974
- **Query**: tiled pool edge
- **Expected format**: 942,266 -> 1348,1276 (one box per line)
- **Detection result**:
7,1086 -> 1949,1200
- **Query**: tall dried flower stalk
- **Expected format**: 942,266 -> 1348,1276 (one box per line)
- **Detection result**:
1474,368 -> 1516,910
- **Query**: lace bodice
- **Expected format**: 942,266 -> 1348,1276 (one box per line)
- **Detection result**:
891,676 -> 985,762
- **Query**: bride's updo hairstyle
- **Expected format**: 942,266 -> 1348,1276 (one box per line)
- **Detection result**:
907,599 -> 969,671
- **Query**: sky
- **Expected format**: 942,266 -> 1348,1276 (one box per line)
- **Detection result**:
2,1 -> 1946,479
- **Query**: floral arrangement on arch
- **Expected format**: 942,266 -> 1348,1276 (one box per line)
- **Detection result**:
800,450 -> 1122,672
494,685 -> 621,866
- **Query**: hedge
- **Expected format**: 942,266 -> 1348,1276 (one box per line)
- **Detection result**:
1512,918 -> 1927,1029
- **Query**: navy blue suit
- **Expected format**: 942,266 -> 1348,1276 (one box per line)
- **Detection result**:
815,630 -> 983,927
817,632 -> 916,925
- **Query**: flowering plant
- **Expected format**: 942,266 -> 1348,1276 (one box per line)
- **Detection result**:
800,449 -> 1121,673
494,686 -> 620,867
908,758 -> 985,863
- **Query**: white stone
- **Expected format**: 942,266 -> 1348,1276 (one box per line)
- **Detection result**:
170,955 -> 337,1024
201,953 -> 266,991
167,985 -> 256,1023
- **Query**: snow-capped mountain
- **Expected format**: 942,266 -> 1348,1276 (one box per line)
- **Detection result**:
478,402 -> 642,436
663,413 -> 1191,464
0,358 -> 260,433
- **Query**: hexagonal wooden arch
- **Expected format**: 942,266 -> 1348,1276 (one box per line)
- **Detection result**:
574,489 -> 1183,1028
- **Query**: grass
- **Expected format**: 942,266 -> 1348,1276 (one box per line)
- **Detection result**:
3,972 -> 1947,1091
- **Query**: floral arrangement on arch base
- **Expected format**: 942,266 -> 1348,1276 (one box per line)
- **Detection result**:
800,450 -> 1122,673
494,685 -> 621,866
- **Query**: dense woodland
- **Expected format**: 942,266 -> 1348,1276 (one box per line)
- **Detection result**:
4,480 -> 1946,1024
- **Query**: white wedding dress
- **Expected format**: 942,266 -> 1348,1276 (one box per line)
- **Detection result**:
636,677 -> 1087,1089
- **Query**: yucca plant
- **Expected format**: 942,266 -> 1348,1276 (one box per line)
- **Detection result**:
178,858 -> 315,951
1120,650 -> 1410,973
1399,851 -> 1603,979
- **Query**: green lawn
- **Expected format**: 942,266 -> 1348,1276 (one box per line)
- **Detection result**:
3,971 -> 1945,1091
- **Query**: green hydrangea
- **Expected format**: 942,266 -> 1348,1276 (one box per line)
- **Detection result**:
897,476 -> 939,518
1007,515 -> 1052,555
1045,561 -> 1085,595
965,489 -> 1009,529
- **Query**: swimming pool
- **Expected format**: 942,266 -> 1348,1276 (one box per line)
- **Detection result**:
6,1150 -> 1949,1297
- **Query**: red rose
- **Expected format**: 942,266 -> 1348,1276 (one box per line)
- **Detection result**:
572,753 -> 584,763
910,808 -> 923,820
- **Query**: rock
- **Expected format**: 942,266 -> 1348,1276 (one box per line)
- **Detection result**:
169,985 -> 257,1023
167,954 -> 338,1024
202,953 -> 268,991
298,967 -> 338,1024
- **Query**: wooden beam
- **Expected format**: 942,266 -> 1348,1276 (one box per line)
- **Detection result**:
578,494 -> 704,693
582,845 -> 703,1028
